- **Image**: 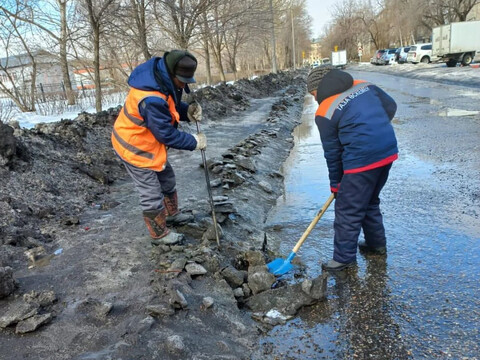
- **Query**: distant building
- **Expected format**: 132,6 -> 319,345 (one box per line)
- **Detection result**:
0,50 -> 75,95
72,61 -> 140,89
310,39 -> 322,64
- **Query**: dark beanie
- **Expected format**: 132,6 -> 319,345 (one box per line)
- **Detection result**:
165,50 -> 197,83
307,65 -> 333,92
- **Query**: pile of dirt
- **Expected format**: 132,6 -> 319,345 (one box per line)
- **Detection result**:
0,70 -> 303,271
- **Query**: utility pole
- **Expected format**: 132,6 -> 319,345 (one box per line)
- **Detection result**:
269,0 -> 278,74
291,7 -> 296,70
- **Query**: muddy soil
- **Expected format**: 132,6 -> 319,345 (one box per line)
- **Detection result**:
0,70 -> 328,359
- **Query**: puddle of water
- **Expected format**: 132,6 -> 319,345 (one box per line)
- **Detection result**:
459,90 -> 480,98
438,108 -> 479,117
261,91 -> 480,358
266,94 -> 333,276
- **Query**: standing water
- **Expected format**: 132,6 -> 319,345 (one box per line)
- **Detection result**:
258,87 -> 480,359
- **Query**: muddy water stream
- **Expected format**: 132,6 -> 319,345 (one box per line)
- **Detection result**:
259,74 -> 480,359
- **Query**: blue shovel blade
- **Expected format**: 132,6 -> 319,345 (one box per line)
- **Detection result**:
267,252 -> 296,276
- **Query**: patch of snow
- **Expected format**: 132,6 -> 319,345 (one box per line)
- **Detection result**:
350,61 -> 480,86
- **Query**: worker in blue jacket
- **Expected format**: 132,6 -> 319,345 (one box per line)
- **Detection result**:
307,65 -> 398,271
112,50 -> 205,244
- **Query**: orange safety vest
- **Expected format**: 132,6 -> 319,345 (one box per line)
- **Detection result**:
315,80 -> 370,119
111,88 -> 180,171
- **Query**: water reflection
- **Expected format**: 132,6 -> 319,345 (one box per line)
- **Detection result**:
328,256 -> 411,359
261,94 -> 410,358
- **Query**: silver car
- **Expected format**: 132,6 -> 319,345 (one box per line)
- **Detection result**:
395,46 -> 411,63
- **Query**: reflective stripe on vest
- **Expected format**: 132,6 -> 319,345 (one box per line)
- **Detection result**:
315,80 -> 371,119
111,88 -> 180,171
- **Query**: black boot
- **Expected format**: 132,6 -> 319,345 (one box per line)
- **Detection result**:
358,240 -> 386,255
322,259 -> 357,272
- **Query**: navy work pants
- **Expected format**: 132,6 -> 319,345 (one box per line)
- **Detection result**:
333,163 -> 392,264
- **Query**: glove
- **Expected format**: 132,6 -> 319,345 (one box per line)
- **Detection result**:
187,102 -> 203,122
193,133 -> 207,150
332,191 -> 337,199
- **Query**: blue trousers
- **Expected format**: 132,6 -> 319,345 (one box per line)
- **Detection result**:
333,163 -> 392,263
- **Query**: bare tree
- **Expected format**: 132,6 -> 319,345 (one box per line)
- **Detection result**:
269,0 -> 278,73
76,0 -> 117,112
205,3 -> 228,81
200,12 -> 212,84
0,5 -> 37,112
0,0 -> 77,105
128,0 -> 152,60
421,0 -> 480,27
356,0 -> 389,50
153,0 -> 214,49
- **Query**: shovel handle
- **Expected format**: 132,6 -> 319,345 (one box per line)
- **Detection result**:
292,193 -> 335,254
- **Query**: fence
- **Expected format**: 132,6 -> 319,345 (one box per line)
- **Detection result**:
0,80 -> 119,101
0,80 -> 126,119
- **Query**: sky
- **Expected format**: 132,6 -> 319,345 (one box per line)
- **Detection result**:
306,0 -> 339,38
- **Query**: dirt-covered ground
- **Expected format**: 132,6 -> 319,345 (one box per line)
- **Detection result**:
0,70 -> 330,359
2,64 -> 479,360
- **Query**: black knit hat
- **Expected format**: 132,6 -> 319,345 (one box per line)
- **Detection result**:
165,50 -> 197,83
307,65 -> 333,92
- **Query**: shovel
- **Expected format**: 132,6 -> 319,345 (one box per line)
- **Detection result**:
267,193 -> 335,276
195,120 -> 221,247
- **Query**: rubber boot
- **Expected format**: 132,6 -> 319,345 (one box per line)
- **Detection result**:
163,191 -> 193,226
143,209 -> 184,246
321,259 -> 357,272
358,240 -> 387,255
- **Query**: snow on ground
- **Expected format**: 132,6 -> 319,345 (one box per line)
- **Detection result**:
1,77 -> 247,129
0,91 -> 127,129
353,61 -> 480,87
7,106 -> 99,129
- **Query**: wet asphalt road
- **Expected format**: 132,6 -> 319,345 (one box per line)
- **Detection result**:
261,70 -> 480,359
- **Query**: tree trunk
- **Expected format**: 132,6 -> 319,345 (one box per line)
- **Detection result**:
29,62 -> 36,111
131,0 -> 151,61
59,0 -> 75,105
216,51 -> 226,82
269,0 -> 277,74
204,41 -> 212,85
139,13 -> 150,60
93,27 -> 102,112
232,58 -> 237,81
202,14 -> 212,85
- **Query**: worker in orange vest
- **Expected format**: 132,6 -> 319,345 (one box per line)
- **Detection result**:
112,50 -> 205,245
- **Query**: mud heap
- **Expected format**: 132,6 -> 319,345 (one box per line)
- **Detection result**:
0,70 -> 328,359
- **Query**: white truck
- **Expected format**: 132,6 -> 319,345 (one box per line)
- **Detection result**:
331,50 -> 347,68
432,20 -> 480,67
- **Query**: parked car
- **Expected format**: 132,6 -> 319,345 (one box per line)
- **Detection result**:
320,57 -> 331,65
407,43 -> 437,63
395,46 -> 410,63
379,48 -> 398,65
371,49 -> 386,65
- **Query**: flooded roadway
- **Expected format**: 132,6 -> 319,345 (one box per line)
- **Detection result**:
258,70 -> 480,359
